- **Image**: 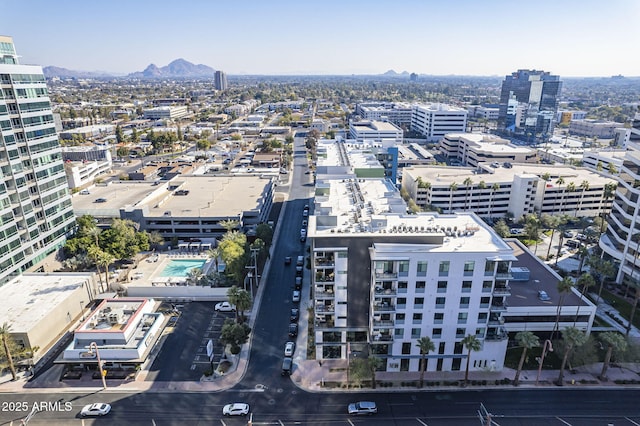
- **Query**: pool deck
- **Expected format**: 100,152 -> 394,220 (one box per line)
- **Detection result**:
127,252 -> 212,287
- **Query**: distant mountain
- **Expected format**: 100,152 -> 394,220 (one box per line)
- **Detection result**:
382,70 -> 410,77
128,59 -> 216,78
42,66 -> 114,79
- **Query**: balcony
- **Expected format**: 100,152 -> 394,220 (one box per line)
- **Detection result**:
315,272 -> 335,282
374,286 -> 397,296
487,316 -> 504,326
495,272 -> 513,280
315,318 -> 335,328
493,285 -> 511,296
375,271 -> 397,279
315,288 -> 335,299
372,318 -> 394,328
373,302 -> 395,312
371,332 -> 393,342
485,328 -> 508,341
315,258 -> 335,267
490,301 -> 507,312
315,303 -> 335,314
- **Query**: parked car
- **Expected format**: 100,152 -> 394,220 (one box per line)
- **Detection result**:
222,403 -> 249,416
294,276 -> 302,290
79,189 -> 90,195
292,290 -> 301,303
290,308 -> 299,322
538,290 -> 551,301
215,302 -> 236,312
281,357 -> 293,375
94,197 -> 107,203
563,230 -> 575,238
284,341 -> 296,357
288,323 -> 298,337
348,401 -> 377,415
81,403 -> 111,417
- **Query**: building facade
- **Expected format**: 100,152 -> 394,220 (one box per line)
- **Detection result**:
214,70 -> 228,91
348,120 -> 403,143
0,36 -> 76,284
410,104 -> 468,142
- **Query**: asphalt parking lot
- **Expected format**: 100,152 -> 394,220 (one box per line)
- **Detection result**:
145,302 -> 234,382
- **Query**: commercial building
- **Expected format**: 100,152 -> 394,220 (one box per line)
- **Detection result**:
439,133 -> 538,167
569,119 -> 619,139
498,69 -> 562,140
355,102 -> 414,125
62,145 -> 113,189
402,164 -> 616,220
71,175 -> 274,239
410,104 -> 468,142
143,106 -> 189,121
214,70 -> 228,91
348,120 -> 403,144
0,36 -> 76,284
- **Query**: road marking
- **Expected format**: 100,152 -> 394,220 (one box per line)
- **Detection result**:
626,418 -> 640,426
347,420 -> 355,426
416,418 -> 429,425
555,417 -> 572,426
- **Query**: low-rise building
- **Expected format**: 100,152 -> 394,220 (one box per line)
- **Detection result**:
411,104 -> 468,142
439,133 -> 538,166
348,120 -> 403,143
143,106 -> 189,120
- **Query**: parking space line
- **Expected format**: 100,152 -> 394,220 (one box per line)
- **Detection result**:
416,418 -> 428,426
555,417 -> 572,426
626,418 -> 640,426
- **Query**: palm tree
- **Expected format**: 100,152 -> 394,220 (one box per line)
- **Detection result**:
556,327 -> 587,386
542,214 -> 561,260
540,172 -> 551,214
490,183 -> 500,219
448,182 -> 458,213
416,336 -> 435,388
227,285 -> 251,323
461,334 -> 481,386
513,331 -> 540,386
598,332 -> 628,381
463,177 -> 473,212
186,267 -> 203,286
573,273 -> 595,325
588,257 -> 615,303
220,219 -> 240,233
565,181 -> 576,215
97,251 -> 116,291
551,277 -> 574,341
577,180 -> 590,217
554,177 -> 565,213
477,181 -> 487,216
0,323 -> 17,381
366,355 -> 383,389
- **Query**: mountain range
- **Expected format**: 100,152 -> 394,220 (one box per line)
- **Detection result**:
43,58 -> 217,79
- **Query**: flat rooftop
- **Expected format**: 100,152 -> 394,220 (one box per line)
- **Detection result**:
72,175 -> 272,217
350,120 -> 402,133
0,273 -> 92,332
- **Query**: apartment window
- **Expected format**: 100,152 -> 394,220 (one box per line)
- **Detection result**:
432,328 -> 442,339
398,260 -> 409,276
456,328 -> 466,339
482,280 -> 493,293
477,312 -> 488,323
476,327 -> 486,337
462,281 -> 472,293
402,342 -> 411,354
480,296 -> 490,308
414,297 -> 424,309
434,312 -> 444,324
396,313 -> 405,324
417,260 -> 428,276
484,260 -> 495,276
458,312 -> 468,324
397,297 -> 407,309
398,281 -> 408,293
438,342 -> 446,354
435,297 -> 445,309
395,328 -> 404,338
439,261 -> 450,276
463,261 -> 475,276
437,281 -> 448,293
413,313 -> 423,324
411,328 -> 421,339
416,281 -> 426,293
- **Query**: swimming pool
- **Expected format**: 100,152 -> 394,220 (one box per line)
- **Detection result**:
160,259 -> 206,277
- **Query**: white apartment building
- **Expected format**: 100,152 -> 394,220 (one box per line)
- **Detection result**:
410,104 -> 468,142
348,120 -> 403,143
356,102 -> 414,125
143,106 -> 189,120
439,133 -> 538,166
402,164 -> 617,220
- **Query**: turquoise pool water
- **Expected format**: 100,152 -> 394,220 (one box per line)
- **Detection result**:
160,259 -> 206,277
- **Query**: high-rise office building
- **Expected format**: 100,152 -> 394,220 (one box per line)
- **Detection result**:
214,70 -> 228,91
0,36 -> 76,285
498,69 -> 562,141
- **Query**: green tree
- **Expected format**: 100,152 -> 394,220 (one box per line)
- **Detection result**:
220,219 -> 240,232
463,177 -> 473,211
219,319 -> 251,355
541,214 -> 561,260
598,332 -> 628,381
577,180 -> 590,216
227,285 -> 252,323
574,273 -> 595,325
116,146 -> 129,159
551,277 -> 574,340
115,125 -> 124,144
523,213 -> 542,254
416,336 -> 435,388
513,331 -> 539,386
196,139 -> 211,151
255,223 -> 274,247
448,182 -> 458,213
0,323 -> 16,381
588,257 -> 615,302
461,334 -> 481,386
490,183 -> 500,219
556,327 -> 587,386
493,219 -> 510,238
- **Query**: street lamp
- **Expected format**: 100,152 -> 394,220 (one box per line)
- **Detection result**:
535,339 -> 553,386
88,342 -> 107,389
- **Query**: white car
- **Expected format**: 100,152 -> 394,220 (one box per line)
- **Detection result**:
223,403 -> 249,416
80,403 -> 111,417
348,401 -> 377,415
215,302 -> 236,312
284,341 -> 296,357
292,290 -> 301,303
538,290 -> 551,301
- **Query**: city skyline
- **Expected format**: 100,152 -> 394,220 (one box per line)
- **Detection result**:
3,0 -> 640,77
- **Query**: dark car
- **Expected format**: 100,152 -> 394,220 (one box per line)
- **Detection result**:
294,276 -> 302,290
288,323 -> 298,337
290,308 -> 299,322
284,256 -> 292,265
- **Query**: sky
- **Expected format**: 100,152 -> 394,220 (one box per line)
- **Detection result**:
3,0 -> 640,77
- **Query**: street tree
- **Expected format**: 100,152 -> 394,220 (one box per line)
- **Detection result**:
598,332 -> 628,381
219,319 -> 251,355
416,336 -> 435,388
551,277 -> 574,340
513,331 -> 539,386
574,273 -> 596,325
556,327 -> 587,386
461,334 -> 481,386
587,257 -> 615,302
227,286 -> 251,323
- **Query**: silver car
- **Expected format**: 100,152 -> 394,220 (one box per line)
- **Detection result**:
348,401 -> 377,415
